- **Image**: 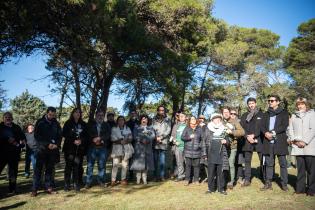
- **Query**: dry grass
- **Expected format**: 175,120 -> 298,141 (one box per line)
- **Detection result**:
0,153 -> 314,210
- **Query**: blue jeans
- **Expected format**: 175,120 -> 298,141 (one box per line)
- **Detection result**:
25,148 -> 37,177
154,149 -> 166,179
86,147 -> 108,185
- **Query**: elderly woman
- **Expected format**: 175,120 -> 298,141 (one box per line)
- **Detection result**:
288,97 -> 315,196
130,114 -> 155,185
110,116 -> 134,186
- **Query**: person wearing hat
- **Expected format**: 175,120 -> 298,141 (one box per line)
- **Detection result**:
205,113 -> 230,195
260,94 -> 289,191
240,97 -> 265,187
288,97 -> 315,196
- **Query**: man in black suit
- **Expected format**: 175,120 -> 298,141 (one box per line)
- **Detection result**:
240,98 -> 264,187
260,94 -> 289,191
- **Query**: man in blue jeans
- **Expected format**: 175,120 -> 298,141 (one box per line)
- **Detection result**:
24,124 -> 37,178
153,105 -> 171,181
86,110 -> 111,188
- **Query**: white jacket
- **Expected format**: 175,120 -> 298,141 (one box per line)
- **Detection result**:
288,110 -> 315,156
111,126 -> 134,159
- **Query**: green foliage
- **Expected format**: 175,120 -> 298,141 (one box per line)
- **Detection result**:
284,18 -> 315,104
10,90 -> 47,128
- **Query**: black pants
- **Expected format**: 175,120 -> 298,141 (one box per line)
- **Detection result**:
185,157 -> 200,182
207,163 -> 225,192
0,152 -> 20,192
33,149 -> 57,191
296,156 -> 315,194
265,153 -> 288,186
244,151 -> 263,182
64,153 -> 83,186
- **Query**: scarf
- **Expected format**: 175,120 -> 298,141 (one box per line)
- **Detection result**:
207,122 -> 225,137
246,107 -> 259,122
267,106 -> 283,117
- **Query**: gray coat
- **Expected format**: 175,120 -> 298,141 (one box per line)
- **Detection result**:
152,116 -> 171,150
288,110 -> 315,156
130,126 -> 156,171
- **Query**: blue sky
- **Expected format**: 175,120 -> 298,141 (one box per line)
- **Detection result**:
1,0 -> 314,113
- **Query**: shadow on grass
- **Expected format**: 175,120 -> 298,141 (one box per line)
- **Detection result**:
0,201 -> 26,209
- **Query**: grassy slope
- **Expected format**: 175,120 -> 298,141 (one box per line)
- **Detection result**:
0,153 -> 315,210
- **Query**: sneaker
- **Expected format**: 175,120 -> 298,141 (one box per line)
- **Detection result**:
175,177 -> 185,182
85,184 -> 92,189
219,191 -> 227,195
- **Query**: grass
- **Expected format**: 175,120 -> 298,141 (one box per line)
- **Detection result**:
0,153 -> 315,210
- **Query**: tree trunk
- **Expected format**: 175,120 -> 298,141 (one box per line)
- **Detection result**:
58,80 -> 69,120
72,62 -> 81,110
197,61 -> 211,116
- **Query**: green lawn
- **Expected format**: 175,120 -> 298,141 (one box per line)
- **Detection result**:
1,153 -> 314,210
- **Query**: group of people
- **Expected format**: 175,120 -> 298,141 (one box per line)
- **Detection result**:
0,94 -> 314,197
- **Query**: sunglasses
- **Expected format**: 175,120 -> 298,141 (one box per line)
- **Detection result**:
230,113 -> 237,115
268,99 -> 278,103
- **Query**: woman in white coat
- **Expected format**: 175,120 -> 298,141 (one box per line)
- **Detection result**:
110,116 -> 134,186
288,97 -> 315,196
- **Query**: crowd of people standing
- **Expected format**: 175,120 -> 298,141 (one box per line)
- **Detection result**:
0,95 -> 314,197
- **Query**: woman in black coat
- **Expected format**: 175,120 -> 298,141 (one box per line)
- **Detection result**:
0,112 -> 25,194
62,108 -> 88,192
181,116 -> 205,185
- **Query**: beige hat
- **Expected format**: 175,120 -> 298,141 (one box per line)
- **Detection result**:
211,113 -> 223,120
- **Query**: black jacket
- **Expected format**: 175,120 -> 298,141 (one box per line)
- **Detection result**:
62,119 -> 88,156
181,126 -> 205,159
261,109 -> 289,155
34,115 -> 62,152
87,120 -> 111,149
240,110 -> 264,152
0,122 -> 25,156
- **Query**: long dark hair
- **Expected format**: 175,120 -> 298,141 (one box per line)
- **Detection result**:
69,108 -> 84,124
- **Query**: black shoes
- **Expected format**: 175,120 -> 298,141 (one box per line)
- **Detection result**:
260,181 -> 273,191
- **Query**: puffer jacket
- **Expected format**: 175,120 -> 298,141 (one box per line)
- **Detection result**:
181,126 -> 205,159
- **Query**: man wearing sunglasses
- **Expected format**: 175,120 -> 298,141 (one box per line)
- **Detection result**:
260,94 -> 289,191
